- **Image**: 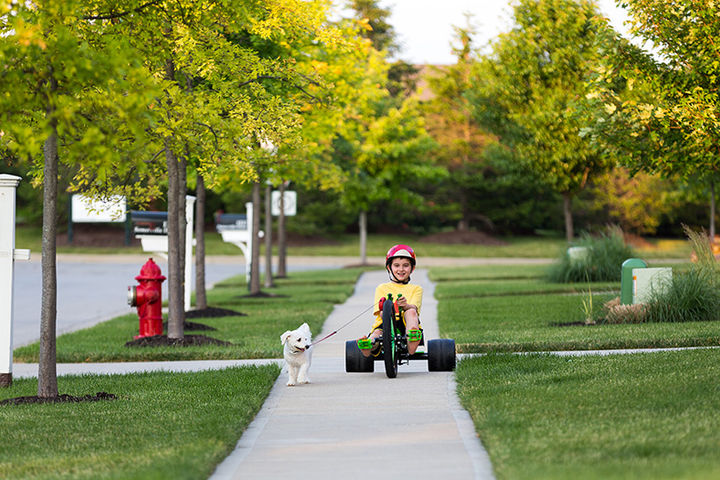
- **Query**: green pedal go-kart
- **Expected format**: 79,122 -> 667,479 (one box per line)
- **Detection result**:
345,293 -> 456,378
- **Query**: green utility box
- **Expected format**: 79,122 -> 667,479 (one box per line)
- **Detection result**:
620,258 -> 647,305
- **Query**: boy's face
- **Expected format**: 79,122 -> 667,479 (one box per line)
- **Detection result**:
390,257 -> 413,282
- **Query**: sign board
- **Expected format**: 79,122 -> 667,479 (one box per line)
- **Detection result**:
72,194 -> 126,223
271,190 -> 297,216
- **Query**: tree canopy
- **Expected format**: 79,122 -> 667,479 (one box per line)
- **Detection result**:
468,0 -> 614,241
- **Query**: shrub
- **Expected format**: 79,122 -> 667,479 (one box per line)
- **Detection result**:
548,225 -> 634,282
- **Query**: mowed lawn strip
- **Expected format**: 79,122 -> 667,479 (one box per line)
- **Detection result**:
456,351 -> 720,480
0,365 -> 279,480
14,267 -> 368,363
430,265 -> 720,352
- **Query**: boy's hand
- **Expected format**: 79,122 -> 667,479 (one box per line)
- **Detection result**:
396,296 -> 416,312
396,296 -> 407,308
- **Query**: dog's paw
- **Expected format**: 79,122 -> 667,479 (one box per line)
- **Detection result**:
286,381 -> 296,386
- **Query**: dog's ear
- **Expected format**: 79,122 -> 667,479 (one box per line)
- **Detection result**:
300,323 -> 310,332
280,331 -> 291,345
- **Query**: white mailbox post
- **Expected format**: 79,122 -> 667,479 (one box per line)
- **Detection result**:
131,196 -> 196,311
0,174 -> 31,387
216,202 -> 255,283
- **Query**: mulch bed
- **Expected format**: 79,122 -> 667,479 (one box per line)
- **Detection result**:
124,334 -> 233,347
237,292 -> 288,299
1,392 -> 117,406
163,321 -> 216,331
185,306 -> 246,318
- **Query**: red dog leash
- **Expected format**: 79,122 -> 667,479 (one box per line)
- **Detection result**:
310,303 -> 375,347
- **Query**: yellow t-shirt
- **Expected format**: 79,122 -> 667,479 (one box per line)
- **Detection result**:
370,282 -> 423,331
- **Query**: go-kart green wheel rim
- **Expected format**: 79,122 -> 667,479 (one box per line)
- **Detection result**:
381,296 -> 398,378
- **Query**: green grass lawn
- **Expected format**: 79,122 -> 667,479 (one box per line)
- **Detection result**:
0,366 -> 279,480
13,268 -> 367,363
457,350 -> 720,480
430,265 -> 720,352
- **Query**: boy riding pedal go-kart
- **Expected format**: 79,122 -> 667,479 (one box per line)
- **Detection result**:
346,244 -> 455,378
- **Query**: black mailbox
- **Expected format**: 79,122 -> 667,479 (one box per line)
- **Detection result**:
215,213 -> 247,232
130,211 -> 168,235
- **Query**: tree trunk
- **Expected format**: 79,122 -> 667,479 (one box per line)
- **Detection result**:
38,107 -> 59,398
264,183 -> 275,288
562,192 -> 574,243
166,141 -> 184,339
165,58 -> 184,339
710,180 -> 716,240
359,210 -> 368,265
249,181 -> 262,294
277,181 -> 287,278
195,173 -> 207,309
178,154 -> 187,309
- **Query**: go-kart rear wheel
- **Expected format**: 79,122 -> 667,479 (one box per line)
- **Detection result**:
345,340 -> 374,372
381,298 -> 398,378
428,338 -> 456,371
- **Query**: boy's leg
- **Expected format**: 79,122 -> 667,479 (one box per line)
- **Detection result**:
404,310 -> 421,355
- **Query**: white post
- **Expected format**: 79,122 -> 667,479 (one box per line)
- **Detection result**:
185,195 -> 196,311
0,174 -> 30,387
245,201 -> 253,283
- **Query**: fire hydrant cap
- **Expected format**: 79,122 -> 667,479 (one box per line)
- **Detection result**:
135,258 -> 166,281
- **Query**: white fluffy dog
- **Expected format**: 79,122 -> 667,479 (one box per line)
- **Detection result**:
281,323 -> 313,386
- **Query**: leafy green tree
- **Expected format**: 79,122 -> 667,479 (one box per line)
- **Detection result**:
469,0 -> 613,241
0,0 -> 156,397
583,0 -> 720,237
423,22 -> 496,231
576,167 -> 677,235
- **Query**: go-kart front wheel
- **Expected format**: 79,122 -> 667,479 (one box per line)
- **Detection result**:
345,340 -> 374,373
427,338 -> 456,371
381,297 -> 399,378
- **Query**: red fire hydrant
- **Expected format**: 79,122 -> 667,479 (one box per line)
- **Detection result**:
127,258 -> 166,339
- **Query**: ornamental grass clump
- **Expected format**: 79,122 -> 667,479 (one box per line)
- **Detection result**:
548,225 -> 634,283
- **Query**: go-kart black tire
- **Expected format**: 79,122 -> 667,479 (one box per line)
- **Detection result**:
345,340 -> 374,373
381,298 -> 398,378
428,338 -> 456,371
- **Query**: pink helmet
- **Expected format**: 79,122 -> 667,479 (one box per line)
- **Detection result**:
385,244 -> 416,268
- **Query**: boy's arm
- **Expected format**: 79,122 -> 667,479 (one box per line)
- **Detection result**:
408,285 -> 423,313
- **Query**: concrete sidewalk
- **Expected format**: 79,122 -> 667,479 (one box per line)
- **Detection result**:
209,269 -> 494,480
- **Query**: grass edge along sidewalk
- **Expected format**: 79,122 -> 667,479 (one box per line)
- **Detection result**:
457,350 -> 720,480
